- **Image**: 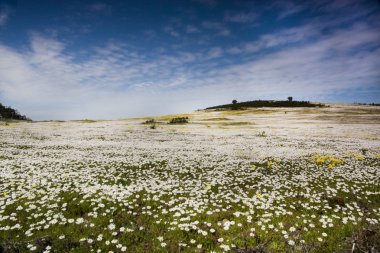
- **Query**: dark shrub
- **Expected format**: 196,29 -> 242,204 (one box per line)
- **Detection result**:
169,117 -> 189,124
143,119 -> 155,124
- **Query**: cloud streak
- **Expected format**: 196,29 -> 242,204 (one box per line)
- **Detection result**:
0,1 -> 379,120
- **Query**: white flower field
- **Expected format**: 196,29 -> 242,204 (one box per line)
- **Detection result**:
0,104 -> 379,252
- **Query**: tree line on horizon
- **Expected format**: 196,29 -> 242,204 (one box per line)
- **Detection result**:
0,102 -> 29,120
206,98 -> 323,110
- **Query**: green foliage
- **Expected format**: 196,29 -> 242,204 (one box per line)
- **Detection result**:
207,100 -> 323,110
142,119 -> 157,129
142,119 -> 155,124
257,131 -> 267,137
0,102 -> 29,120
168,117 -> 189,124
77,119 -> 97,123
0,157 -> 379,252
15,145 -> 32,150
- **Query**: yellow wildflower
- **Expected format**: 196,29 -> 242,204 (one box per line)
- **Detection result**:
354,154 -> 365,161
312,154 -> 344,169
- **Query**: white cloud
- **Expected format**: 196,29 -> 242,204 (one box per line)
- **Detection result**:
0,34 -> 203,119
275,1 -> 307,20
163,26 -> 180,37
186,25 -> 200,33
206,47 -> 222,59
0,20 -> 379,120
200,22 -> 380,101
227,24 -> 318,55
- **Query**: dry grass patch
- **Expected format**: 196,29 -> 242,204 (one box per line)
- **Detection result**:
220,109 -> 279,116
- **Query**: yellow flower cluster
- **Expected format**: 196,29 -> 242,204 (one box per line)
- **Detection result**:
311,154 -> 344,169
353,154 -> 365,161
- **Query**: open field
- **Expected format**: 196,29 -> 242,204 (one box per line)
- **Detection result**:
0,104 -> 380,252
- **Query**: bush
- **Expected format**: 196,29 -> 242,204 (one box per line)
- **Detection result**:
0,102 -> 29,120
143,119 -> 155,124
169,117 -> 189,124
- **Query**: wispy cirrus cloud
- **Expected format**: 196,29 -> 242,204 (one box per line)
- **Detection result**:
274,1 -> 307,20
185,25 -> 200,33
211,23 -> 380,98
1,15 -> 379,120
227,23 -> 318,55
163,25 -> 180,37
0,0 -> 379,120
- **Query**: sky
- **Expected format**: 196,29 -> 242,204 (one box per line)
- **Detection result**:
0,0 -> 379,120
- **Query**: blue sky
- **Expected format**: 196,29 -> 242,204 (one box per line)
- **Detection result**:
0,0 -> 379,120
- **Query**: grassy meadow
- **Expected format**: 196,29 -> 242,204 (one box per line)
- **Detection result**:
0,104 -> 379,252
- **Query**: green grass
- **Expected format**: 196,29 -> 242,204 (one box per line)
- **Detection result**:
74,119 -> 98,123
0,154 -> 379,252
15,145 -> 32,150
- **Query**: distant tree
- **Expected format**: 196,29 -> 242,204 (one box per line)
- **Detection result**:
0,102 -> 29,120
287,97 -> 293,102
232,100 -> 237,104
206,100 -> 321,110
